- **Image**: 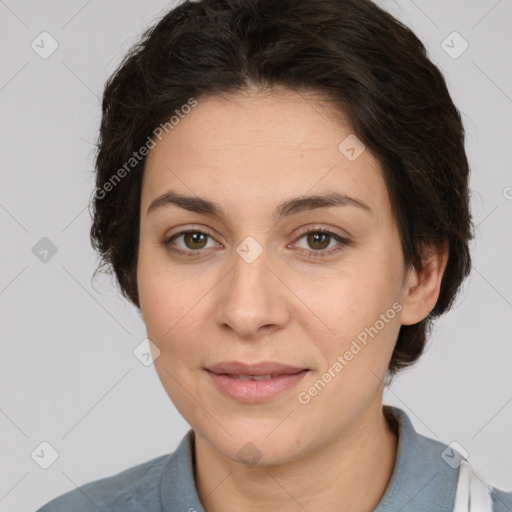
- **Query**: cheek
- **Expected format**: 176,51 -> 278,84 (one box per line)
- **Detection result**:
295,270 -> 401,417
137,246 -> 193,346
291,254 -> 401,338
137,245 -> 226,375
137,250 -> 208,412
289,249 -> 403,383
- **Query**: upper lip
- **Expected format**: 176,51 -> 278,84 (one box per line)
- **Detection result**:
206,361 -> 308,376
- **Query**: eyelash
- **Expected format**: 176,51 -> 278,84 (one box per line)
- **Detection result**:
163,227 -> 350,259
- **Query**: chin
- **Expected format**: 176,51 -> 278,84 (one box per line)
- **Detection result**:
196,418 -> 312,467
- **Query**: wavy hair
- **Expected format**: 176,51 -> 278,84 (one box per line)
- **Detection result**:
90,0 -> 473,376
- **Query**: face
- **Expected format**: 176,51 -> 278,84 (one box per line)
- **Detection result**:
137,87 -> 411,466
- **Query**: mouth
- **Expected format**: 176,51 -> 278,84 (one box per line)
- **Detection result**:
221,374 -> 285,381
205,361 -> 310,403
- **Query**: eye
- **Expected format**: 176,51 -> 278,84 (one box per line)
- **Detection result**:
293,228 -> 349,257
164,227 -> 349,259
165,230 -> 219,256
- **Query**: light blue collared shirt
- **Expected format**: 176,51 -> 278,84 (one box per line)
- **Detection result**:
36,406 -> 512,511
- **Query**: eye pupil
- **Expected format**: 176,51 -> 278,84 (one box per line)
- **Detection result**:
308,232 -> 329,250
185,231 -> 207,249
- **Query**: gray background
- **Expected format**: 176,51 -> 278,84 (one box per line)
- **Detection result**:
1,0 -> 511,510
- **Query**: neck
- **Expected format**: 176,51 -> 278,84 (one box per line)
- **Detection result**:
193,398 -> 399,512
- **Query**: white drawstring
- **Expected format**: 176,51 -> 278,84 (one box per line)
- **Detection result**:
468,466 -> 493,512
454,461 -> 471,512
453,460 -> 493,512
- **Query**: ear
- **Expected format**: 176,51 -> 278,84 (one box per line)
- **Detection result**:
399,240 -> 449,326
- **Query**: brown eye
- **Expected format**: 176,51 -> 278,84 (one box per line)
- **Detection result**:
293,229 -> 350,258
306,232 -> 331,250
166,230 -> 217,254
183,231 -> 208,250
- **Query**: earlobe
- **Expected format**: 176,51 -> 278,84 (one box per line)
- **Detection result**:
399,241 -> 449,326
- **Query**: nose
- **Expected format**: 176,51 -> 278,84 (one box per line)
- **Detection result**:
214,243 -> 291,339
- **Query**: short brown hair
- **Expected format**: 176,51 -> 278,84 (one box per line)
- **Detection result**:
90,0 -> 473,376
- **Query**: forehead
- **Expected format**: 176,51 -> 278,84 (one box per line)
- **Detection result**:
141,89 -> 390,221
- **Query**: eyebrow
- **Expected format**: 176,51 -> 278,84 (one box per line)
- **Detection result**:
146,190 -> 373,220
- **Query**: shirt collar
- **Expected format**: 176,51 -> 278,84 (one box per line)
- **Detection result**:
374,405 -> 459,511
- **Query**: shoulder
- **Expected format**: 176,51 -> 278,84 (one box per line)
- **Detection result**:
35,453 -> 171,512
379,407 -> 511,512
491,486 -> 512,512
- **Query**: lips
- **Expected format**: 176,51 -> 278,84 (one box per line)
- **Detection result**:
205,361 -> 310,403
206,360 -> 308,377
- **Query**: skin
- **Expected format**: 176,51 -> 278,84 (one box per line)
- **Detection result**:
137,87 -> 449,512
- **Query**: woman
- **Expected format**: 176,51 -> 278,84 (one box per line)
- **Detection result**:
37,0 -> 512,510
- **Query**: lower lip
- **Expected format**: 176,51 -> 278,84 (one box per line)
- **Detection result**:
206,370 -> 309,404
